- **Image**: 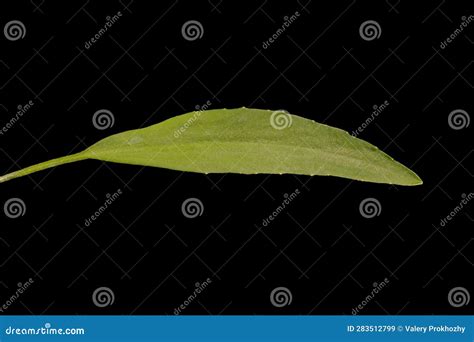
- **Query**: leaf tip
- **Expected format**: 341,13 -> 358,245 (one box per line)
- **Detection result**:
394,166 -> 423,186
408,172 -> 423,186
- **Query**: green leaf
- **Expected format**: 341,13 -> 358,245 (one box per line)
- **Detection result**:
0,108 -> 422,185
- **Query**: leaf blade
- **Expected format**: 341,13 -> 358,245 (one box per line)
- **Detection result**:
81,107 -> 422,185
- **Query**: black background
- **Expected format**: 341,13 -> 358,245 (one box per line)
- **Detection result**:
0,0 -> 472,315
